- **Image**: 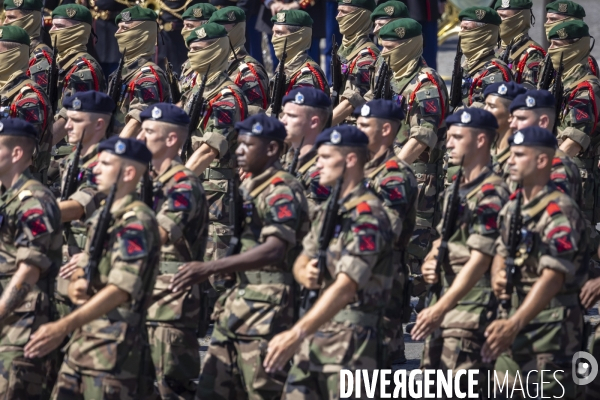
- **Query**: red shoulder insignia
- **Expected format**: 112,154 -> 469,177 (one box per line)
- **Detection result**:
271,176 -> 285,186
481,183 -> 496,194
381,176 -> 404,186
22,208 -> 47,237
552,157 -> 563,167
356,202 -> 371,214
358,234 -> 377,252
385,160 -> 399,170
546,201 -> 562,217
352,222 -> 379,233
268,193 -> 294,206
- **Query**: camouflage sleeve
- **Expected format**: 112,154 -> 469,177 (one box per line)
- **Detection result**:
291,65 -> 329,94
520,48 -> 545,88
539,202 -> 581,278
127,68 -> 171,123
14,194 -> 60,272
155,176 -> 203,243
13,89 -> 48,134
194,90 -> 243,157
341,51 -> 377,108
301,209 -> 320,259
467,190 -> 506,256
494,203 -> 510,258
235,63 -> 269,109
69,160 -> 103,219
558,88 -> 597,151
407,81 -> 443,149
377,169 -> 417,237
259,183 -> 305,247
59,58 -> 106,110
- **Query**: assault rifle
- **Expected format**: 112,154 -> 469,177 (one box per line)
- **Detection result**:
449,38 -> 464,110
287,137 -> 304,175
552,52 -> 564,134
537,53 -> 555,90
165,57 -> 181,104
140,163 -> 153,208
60,129 -> 85,201
182,64 -> 210,163
330,35 -> 342,107
225,171 -> 243,257
270,38 -> 288,117
501,38 -> 515,65
373,60 -> 389,100
107,49 -> 126,135
501,185 -> 522,313
47,37 -> 59,115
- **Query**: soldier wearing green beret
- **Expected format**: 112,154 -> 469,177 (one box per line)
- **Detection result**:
0,25 -> 53,185
112,5 -> 172,139
545,1 -> 599,79
49,5 -> 106,147
494,0 -> 546,88
269,9 -> 329,106
547,21 -> 600,228
458,6 -> 512,107
209,6 -> 270,113
371,0 -> 409,40
2,0 -> 54,95
329,0 -> 379,126
179,3 -> 217,96
180,23 -> 248,274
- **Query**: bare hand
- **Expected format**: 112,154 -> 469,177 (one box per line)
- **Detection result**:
491,266 -> 508,300
421,259 -> 438,284
298,259 -> 319,289
24,321 -> 68,358
411,304 -> 445,341
59,253 -> 85,279
169,261 -> 212,292
270,2 -> 285,15
68,278 -> 90,306
581,277 -> 600,309
263,328 -> 303,373
481,319 -> 519,363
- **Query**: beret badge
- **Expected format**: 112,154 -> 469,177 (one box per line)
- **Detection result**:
513,131 -> 524,145
461,111 -> 471,124
252,122 -> 263,134
330,130 -> 342,144
115,140 -> 126,154
151,106 -> 162,119
475,9 -> 486,20
73,97 -> 82,110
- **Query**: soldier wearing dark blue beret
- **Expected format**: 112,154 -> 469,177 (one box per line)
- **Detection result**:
446,107 -> 500,131
509,90 -> 555,114
171,114 -> 309,400
0,118 -> 38,140
508,126 -> 558,149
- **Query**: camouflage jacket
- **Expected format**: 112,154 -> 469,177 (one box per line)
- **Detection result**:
292,148 -> 331,220
213,166 -> 309,339
178,59 -> 196,97
270,52 -> 330,98
228,52 -> 270,110
55,52 -> 106,119
28,41 -> 53,93
366,58 -> 450,165
496,34 -> 545,88
65,194 -> 160,375
496,182 -> 589,356
338,37 -> 379,110
589,55 -> 600,79
146,160 -> 209,329
109,57 -> 172,133
436,166 -> 509,337
556,63 -> 600,162
461,56 -> 512,107
0,74 -> 53,182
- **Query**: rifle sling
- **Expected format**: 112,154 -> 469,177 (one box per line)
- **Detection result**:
465,174 -> 501,200
366,162 -> 388,179
157,163 -> 187,185
520,190 -> 562,220
250,170 -> 288,198
297,155 -> 318,175
342,192 -> 377,212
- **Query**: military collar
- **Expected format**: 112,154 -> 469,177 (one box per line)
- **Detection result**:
81,143 -> 100,163
241,165 -> 282,195
155,158 -> 183,181
0,73 -> 28,94
0,170 -> 33,198
297,147 -> 318,168
110,193 -> 138,217
457,164 -> 494,197
520,181 -> 558,214
338,35 -> 372,62
364,147 -> 395,172
338,182 -> 368,212
493,145 -> 511,165
284,52 -> 310,75
563,62 -> 596,87
465,52 -> 496,76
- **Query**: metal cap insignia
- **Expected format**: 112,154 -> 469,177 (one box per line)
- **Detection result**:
193,8 -> 203,18
72,97 -> 82,110
558,3 -> 568,13
227,11 -> 236,21
395,27 -> 406,39
498,84 -> 508,95
384,6 -> 394,16
294,92 -> 304,104
461,111 -> 471,124
557,28 -> 568,39
115,140 -> 126,154
151,106 -> 162,119
14,0 -> 23,7
501,0 -> 510,8
475,9 -> 486,20
66,8 -> 77,18
526,96 -> 536,107
121,11 -> 131,22
196,28 -> 206,38
276,12 -> 286,23
252,122 -> 263,134
361,105 -> 370,117
330,130 -> 342,144
513,131 -> 524,145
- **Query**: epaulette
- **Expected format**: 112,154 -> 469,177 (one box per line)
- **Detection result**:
481,183 -> 496,195
271,176 -> 285,186
385,159 -> 399,171
174,171 -> 188,182
18,190 -> 33,201
552,157 -> 563,167
123,210 -> 137,220
300,66 -> 312,75
356,202 -> 371,215
546,201 -> 562,217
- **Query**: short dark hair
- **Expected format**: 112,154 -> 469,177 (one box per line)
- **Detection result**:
0,135 -> 36,159
339,145 -> 370,168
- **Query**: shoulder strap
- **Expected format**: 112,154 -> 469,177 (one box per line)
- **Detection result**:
81,153 -> 99,170
250,170 -> 288,198
466,173 -> 502,200
342,192 -> 378,212
118,200 -> 148,220
366,162 -> 388,179
297,154 -> 318,175
3,179 -> 40,208
521,190 -> 562,220
158,163 -> 187,185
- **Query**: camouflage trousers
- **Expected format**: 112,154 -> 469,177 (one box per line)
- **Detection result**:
196,327 -> 288,400
146,325 -> 199,400
579,164 -> 600,225
382,258 -> 410,366
381,317 -> 404,367
0,349 -> 57,400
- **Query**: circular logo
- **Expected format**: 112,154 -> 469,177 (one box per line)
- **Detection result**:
151,106 -> 162,119
330,130 -> 342,144
252,122 -> 263,134
115,140 -> 126,154
498,84 -> 508,95
72,98 -> 82,110
461,111 -> 471,124
513,131 -> 524,145
361,105 -> 370,117
526,96 -> 536,108
294,92 -> 304,104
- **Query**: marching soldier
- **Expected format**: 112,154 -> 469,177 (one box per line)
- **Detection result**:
509,89 -> 583,206
411,108 -> 509,395
483,126 -> 589,399
547,20 -> 600,225
329,0 -> 379,126
280,87 -> 332,219
544,0 -> 599,78
494,0 -> 546,88
2,0 -> 53,93
138,103 -> 208,399
112,5 -> 172,138
264,125 -> 394,398
170,113 -> 309,399
459,6 -> 513,106
0,119 -> 62,399
182,22 -> 247,264
356,100 -> 418,365
269,9 -> 329,105
483,81 -> 526,178
24,136 -> 160,399
370,0 -> 409,40
179,3 -> 217,96
0,25 -> 53,184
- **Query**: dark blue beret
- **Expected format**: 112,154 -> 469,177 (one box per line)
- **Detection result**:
315,125 -> 369,148
282,87 -> 332,109
352,99 -> 405,121
0,118 -> 38,140
98,136 -> 152,164
235,113 -> 287,141
508,126 -> 557,148
484,81 -> 527,101
63,91 -> 115,114
510,90 -> 555,113
446,108 -> 499,130
140,103 -> 190,127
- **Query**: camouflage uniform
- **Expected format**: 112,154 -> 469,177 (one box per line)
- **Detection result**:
270,53 -> 330,100
228,51 -> 270,111
178,60 -> 196,96
461,58 -> 513,106
0,73 -> 53,183
145,160 -> 208,399
196,166 -> 309,399
52,194 -> 160,400
421,166 -> 509,394
28,40 -> 54,94
496,34 -> 546,88
493,182 -> 589,399
0,170 -> 62,399
283,184 -> 393,399
109,57 -> 172,134
181,71 -> 247,263
364,150 -> 418,366
290,148 -> 331,220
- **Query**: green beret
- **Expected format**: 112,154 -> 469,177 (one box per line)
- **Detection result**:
209,6 -> 246,24
337,0 -> 376,12
371,1 -> 409,21
115,5 -> 157,24
494,0 -> 532,10
52,4 -> 93,25
0,25 -> 31,46
3,0 -> 43,11
271,10 -> 313,27
459,6 -> 502,26
546,1 -> 586,18
182,3 -> 217,21
379,18 -> 422,41
548,19 -> 589,40
185,22 -> 227,46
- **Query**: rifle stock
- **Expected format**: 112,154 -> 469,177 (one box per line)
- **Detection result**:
225,172 -> 242,257
551,52 -> 564,134
165,57 -> 181,104
107,49 -> 126,135
182,64 -> 210,163
449,38 -> 464,110
330,35 -> 342,107
270,38 -> 288,117
537,53 -> 555,90
501,186 -> 522,313
287,137 -> 304,175
61,129 -> 85,201
141,162 -> 153,208
373,60 -> 389,100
